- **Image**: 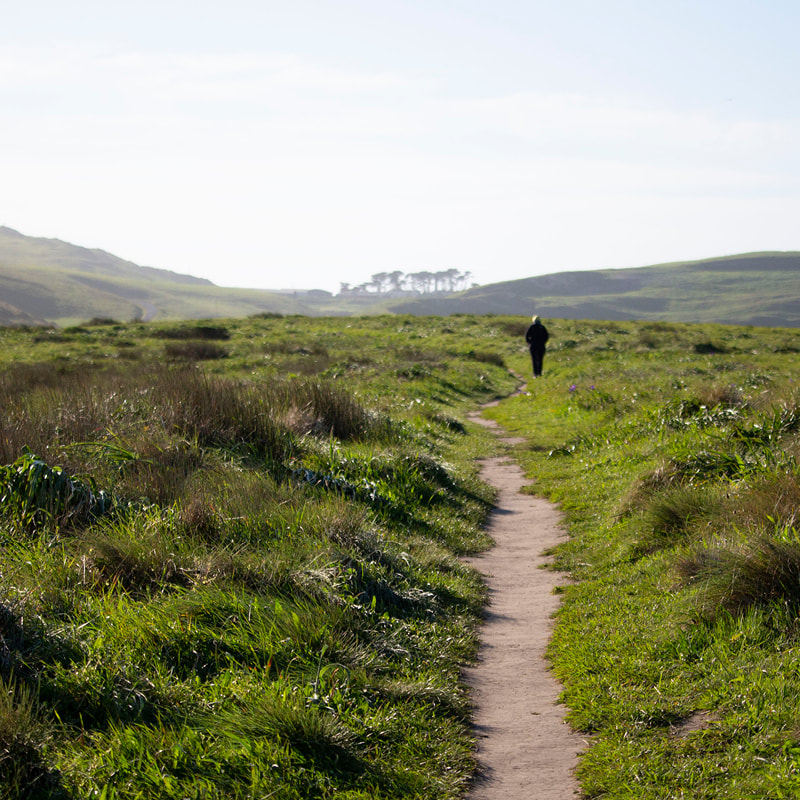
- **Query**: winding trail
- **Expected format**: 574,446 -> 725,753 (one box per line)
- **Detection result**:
464,403 -> 584,800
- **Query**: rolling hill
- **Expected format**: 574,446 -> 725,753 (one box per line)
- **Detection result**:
2,226 -> 800,327
0,226 -> 316,326
387,252 -> 800,327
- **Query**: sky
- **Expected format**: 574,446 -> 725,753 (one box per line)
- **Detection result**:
2,1 -> 800,293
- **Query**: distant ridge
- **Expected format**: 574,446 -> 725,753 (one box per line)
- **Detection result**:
0,298 -> 49,327
0,226 -> 212,286
0,226 -> 309,326
387,252 -> 800,327
2,226 -> 799,327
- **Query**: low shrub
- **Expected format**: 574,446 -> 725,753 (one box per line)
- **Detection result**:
497,320 -> 529,337
465,349 -> 506,368
85,317 -> 121,327
288,380 -> 391,441
731,470 -> 800,530
0,362 -> 72,398
694,341 -> 726,354
151,325 -> 231,340
164,342 -> 228,360
152,369 -> 293,462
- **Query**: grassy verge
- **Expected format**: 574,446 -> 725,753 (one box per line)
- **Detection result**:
488,318 -> 800,798
9,312 -> 799,798
0,314 -> 517,799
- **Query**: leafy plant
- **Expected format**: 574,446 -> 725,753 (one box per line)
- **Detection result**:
0,452 -> 112,528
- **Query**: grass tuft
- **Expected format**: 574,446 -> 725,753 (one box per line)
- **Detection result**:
0,677 -> 58,799
679,532 -> 800,619
213,692 -> 361,766
640,484 -> 718,549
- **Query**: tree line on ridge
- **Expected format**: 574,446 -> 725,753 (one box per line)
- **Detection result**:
338,268 -> 475,296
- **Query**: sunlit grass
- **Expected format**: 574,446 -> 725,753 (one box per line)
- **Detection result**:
488,317 -> 800,797
7,312 -> 799,797
0,313 -> 516,798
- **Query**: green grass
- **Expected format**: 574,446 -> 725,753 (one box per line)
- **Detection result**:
5,312 -> 800,798
0,314 -> 515,798
487,317 -> 800,798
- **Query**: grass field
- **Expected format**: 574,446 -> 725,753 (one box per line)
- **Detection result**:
0,314 -> 518,799
2,313 -> 800,798
488,318 -> 800,798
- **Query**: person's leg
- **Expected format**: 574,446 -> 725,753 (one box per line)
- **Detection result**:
532,350 -> 543,376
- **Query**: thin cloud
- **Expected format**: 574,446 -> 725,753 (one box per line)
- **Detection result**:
0,45 -> 428,106
452,92 -> 797,163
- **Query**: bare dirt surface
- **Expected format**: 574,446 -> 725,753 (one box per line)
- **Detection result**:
464,404 -> 584,800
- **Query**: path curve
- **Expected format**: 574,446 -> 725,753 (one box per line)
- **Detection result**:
464,407 -> 584,800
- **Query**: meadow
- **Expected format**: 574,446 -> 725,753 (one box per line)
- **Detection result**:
0,314 -> 518,799
2,313 -> 799,798
489,318 -> 800,798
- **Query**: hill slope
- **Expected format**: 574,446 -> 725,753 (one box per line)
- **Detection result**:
0,225 -> 212,286
388,252 -> 800,327
3,226 -> 800,326
0,227 -> 312,325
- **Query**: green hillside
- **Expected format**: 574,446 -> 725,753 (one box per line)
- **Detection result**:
0,227 -> 314,326
389,252 -> 800,327
3,225 -> 800,326
0,225 -> 211,285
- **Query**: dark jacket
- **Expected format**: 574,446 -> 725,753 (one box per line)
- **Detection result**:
525,321 -> 549,351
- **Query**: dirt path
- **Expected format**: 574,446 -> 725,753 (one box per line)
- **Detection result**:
464,405 -> 584,800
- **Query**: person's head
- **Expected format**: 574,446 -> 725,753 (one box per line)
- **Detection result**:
531,315 -> 540,325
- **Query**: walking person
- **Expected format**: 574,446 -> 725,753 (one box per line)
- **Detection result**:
525,315 -> 549,377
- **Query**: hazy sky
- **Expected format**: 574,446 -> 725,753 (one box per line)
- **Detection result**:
2,1 -> 799,292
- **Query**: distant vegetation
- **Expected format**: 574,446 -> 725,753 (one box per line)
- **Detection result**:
339,268 -> 474,296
